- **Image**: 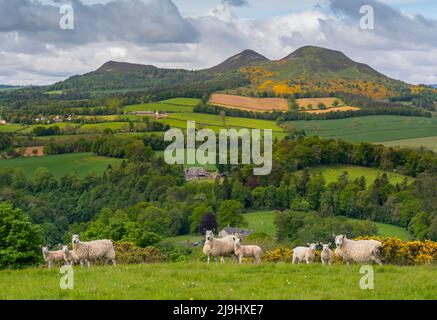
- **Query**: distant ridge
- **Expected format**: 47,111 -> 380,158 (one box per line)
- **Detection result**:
96,61 -> 158,74
209,49 -> 270,72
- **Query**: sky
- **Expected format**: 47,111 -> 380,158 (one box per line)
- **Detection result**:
0,0 -> 436,86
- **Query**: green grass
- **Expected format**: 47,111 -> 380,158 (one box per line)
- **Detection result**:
244,211 -> 276,237
124,98 -> 200,113
0,124 -> 25,132
244,210 -> 410,240
78,122 -> 129,133
161,113 -> 283,132
0,263 -> 436,299
21,122 -> 79,133
0,153 -> 123,178
381,136 -> 437,152
309,165 -> 412,185
287,116 -> 437,142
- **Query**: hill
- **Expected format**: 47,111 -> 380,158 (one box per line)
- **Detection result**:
240,46 -> 410,99
45,46 -> 412,99
209,49 -> 269,73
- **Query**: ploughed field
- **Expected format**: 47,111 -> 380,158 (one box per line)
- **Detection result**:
0,263 -> 435,299
209,93 -> 289,112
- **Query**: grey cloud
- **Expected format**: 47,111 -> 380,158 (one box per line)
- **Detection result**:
222,0 -> 249,7
0,0 -> 199,52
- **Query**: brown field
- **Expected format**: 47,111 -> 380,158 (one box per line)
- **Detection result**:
296,98 -> 344,110
209,93 -> 288,112
304,106 -> 361,114
15,146 -> 45,157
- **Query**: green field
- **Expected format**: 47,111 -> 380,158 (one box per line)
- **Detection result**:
244,211 -> 410,240
21,122 -> 79,133
161,113 -> 283,132
309,165 -> 412,185
124,98 -> 200,113
381,136 -> 437,152
0,124 -> 25,132
287,116 -> 437,142
78,122 -> 129,133
0,153 -> 123,178
0,263 -> 436,299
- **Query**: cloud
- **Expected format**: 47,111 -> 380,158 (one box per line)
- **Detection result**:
0,0 -> 199,51
1,0 -> 437,85
222,0 -> 249,7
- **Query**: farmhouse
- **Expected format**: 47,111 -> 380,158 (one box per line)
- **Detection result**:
184,167 -> 210,181
219,227 -> 254,239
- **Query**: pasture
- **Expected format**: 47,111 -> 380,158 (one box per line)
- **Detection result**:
161,113 -> 283,132
209,93 -> 289,112
0,124 -> 25,133
287,115 -> 437,142
0,152 -> 123,178
309,165 -> 412,185
124,98 -> 200,113
381,136 -> 437,152
0,263 -> 436,299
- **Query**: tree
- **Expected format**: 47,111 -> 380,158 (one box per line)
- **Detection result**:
198,213 -> 218,233
217,200 -> 246,229
0,202 -> 42,269
408,211 -> 431,240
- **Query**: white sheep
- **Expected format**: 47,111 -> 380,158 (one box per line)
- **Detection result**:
72,234 -> 116,267
61,245 -> 78,266
232,236 -> 262,264
42,246 -> 65,269
320,243 -> 333,265
203,230 -> 236,264
292,243 -> 317,264
334,235 -> 382,265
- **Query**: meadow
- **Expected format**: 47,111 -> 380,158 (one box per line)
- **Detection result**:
0,263 -> 436,300
308,165 -> 412,185
124,98 -> 200,113
287,115 -> 437,142
0,124 -> 25,133
382,136 -> 437,152
0,152 -> 123,178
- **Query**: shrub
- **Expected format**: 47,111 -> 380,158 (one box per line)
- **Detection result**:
114,242 -> 166,264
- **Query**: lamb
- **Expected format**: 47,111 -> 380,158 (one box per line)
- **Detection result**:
61,245 -> 78,266
320,243 -> 333,265
42,246 -> 66,269
72,234 -> 116,268
203,230 -> 236,264
334,235 -> 382,265
292,243 -> 318,264
232,236 -> 262,264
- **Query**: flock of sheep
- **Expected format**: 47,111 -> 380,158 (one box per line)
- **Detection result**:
202,232 -> 383,266
41,233 -> 383,269
42,234 -> 116,268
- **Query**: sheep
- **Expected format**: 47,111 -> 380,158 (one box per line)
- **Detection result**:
61,245 -> 78,266
320,243 -> 333,265
334,235 -> 382,265
42,246 -> 65,269
232,236 -> 262,264
72,234 -> 116,268
203,230 -> 236,264
292,243 -> 318,264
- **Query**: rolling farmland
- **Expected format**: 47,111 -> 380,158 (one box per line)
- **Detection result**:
0,153 -> 123,178
381,136 -> 437,152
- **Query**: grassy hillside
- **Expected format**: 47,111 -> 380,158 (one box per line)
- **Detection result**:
124,98 -> 200,113
1,263 -> 436,299
0,153 -> 123,178
287,115 -> 437,142
309,165 -> 412,185
381,136 -> 437,152
244,210 -> 410,240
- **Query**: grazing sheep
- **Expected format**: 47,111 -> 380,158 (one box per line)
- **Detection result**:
334,235 -> 382,265
42,246 -> 65,269
72,234 -> 116,268
61,245 -> 78,266
232,237 -> 262,264
320,243 -> 333,265
292,243 -> 318,264
203,230 -> 236,264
